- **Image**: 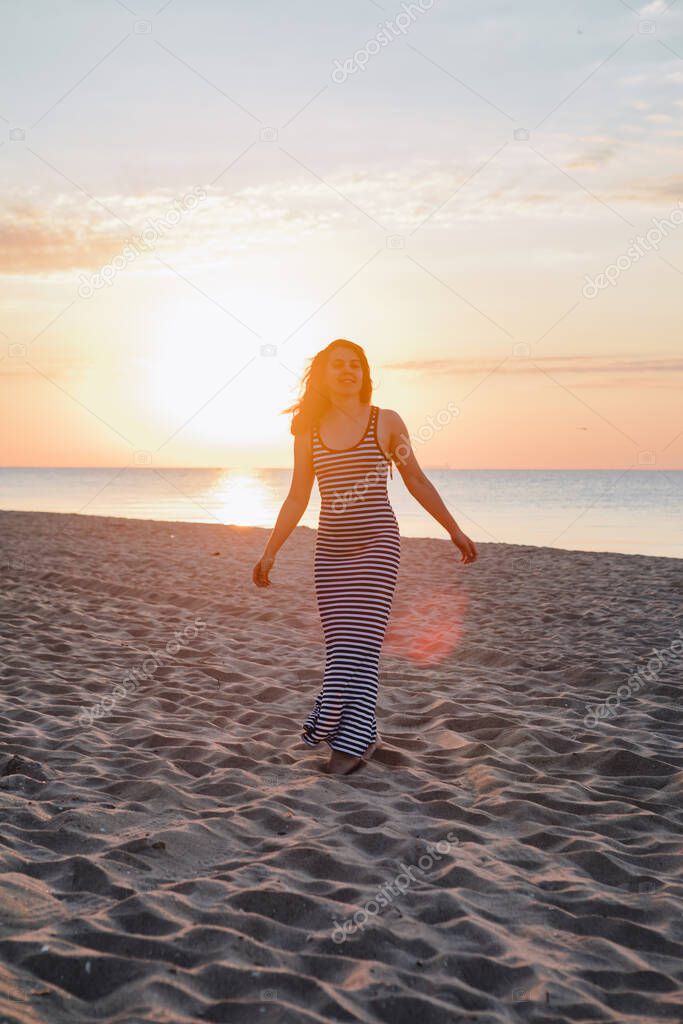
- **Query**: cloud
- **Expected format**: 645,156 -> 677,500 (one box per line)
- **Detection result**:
0,183 -> 345,276
567,147 -> 616,170
613,175 -> 683,203
382,354 -> 683,387
640,0 -> 668,13
0,215 -> 126,273
3,152 -> 683,278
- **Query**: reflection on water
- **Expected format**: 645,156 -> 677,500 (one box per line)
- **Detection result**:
200,472 -> 274,527
0,467 -> 681,558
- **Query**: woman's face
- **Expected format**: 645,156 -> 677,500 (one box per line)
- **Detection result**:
324,346 -> 363,399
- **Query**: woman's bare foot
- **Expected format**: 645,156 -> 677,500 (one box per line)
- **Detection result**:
325,750 -> 362,775
362,732 -> 382,761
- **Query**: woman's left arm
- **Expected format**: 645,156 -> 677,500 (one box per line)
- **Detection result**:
387,410 -> 478,564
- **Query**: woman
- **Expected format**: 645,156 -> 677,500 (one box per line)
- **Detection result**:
252,339 -> 477,776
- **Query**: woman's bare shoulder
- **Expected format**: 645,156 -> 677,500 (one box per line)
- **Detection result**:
377,408 -> 406,429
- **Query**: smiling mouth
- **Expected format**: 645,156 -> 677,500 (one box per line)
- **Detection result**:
339,378 -> 355,383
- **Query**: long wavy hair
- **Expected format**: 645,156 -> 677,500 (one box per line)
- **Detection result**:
283,339 -> 373,436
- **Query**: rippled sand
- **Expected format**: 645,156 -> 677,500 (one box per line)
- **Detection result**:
1,509 -> 682,1023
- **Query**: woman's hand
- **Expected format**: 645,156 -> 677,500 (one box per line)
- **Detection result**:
450,527 -> 478,565
252,552 -> 275,587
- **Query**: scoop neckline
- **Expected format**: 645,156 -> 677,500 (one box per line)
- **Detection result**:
316,404 -> 375,452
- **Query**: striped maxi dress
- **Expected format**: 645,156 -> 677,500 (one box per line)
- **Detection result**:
301,404 -> 401,757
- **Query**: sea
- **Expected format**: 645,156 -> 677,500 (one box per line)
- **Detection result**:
0,468 -> 681,559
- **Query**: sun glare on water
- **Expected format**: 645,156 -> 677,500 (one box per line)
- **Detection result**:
204,471 -> 275,527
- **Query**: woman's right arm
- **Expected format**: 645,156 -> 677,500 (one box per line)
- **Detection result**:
253,432 -> 314,586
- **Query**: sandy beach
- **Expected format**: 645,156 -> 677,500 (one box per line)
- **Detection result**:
1,507 -> 682,1023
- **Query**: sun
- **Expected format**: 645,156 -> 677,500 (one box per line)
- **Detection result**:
143,301 -> 302,453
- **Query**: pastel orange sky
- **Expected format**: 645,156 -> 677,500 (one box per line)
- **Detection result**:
1,0 -> 681,470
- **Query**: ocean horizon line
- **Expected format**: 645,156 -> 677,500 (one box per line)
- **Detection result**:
2,466 -> 680,473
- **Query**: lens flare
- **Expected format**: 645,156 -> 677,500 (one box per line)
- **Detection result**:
385,588 -> 469,665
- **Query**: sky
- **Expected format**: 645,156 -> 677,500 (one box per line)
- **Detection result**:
0,0 -> 682,470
